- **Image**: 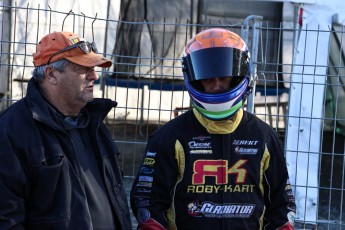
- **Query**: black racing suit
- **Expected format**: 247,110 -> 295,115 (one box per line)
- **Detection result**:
131,108 -> 296,230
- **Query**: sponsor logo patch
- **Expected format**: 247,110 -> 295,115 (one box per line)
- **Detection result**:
188,141 -> 212,149
232,139 -> 259,155
139,176 -> 153,182
143,158 -> 155,166
137,182 -> 153,187
140,166 -> 154,174
137,188 -> 151,193
136,199 -> 151,208
234,146 -> 258,155
192,136 -> 211,141
190,149 -> 213,154
137,208 -> 150,223
187,200 -> 255,218
146,151 -> 157,157
232,140 -> 259,146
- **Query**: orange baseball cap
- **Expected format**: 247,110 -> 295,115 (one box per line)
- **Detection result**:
33,31 -> 112,68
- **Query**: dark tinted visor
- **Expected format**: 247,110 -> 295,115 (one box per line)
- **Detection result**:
182,47 -> 249,81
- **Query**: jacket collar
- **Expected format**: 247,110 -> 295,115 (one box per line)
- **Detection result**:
26,78 -> 117,130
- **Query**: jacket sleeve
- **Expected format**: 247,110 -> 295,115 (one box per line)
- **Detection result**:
262,131 -> 296,229
130,131 -> 178,229
0,138 -> 26,230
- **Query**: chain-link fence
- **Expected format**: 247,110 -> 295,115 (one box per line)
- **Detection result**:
1,2 -> 344,229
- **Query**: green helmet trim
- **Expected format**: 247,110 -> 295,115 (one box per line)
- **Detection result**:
192,100 -> 243,120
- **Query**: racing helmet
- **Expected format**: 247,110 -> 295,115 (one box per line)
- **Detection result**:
181,28 -> 252,120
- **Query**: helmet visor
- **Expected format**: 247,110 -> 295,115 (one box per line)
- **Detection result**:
182,47 -> 249,81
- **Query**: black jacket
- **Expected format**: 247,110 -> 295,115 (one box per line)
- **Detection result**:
131,109 -> 296,230
0,79 -> 132,229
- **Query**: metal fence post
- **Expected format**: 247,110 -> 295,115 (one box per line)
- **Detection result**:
0,1 -> 12,111
241,15 -> 263,113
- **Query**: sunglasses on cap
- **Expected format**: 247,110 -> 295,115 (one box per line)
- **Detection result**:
47,41 -> 98,65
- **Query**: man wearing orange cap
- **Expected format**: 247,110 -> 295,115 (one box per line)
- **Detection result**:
0,31 -> 132,229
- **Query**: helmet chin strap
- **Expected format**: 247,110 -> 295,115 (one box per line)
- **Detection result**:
245,85 -> 253,98
242,85 -> 253,105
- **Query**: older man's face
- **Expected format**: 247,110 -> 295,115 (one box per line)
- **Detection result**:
53,62 -> 99,109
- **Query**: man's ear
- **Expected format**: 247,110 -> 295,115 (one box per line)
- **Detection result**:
45,66 -> 58,85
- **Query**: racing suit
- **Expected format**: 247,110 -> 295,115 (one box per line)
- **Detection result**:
130,108 -> 296,230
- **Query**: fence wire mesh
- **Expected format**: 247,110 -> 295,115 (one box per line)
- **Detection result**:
0,2 -> 344,229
